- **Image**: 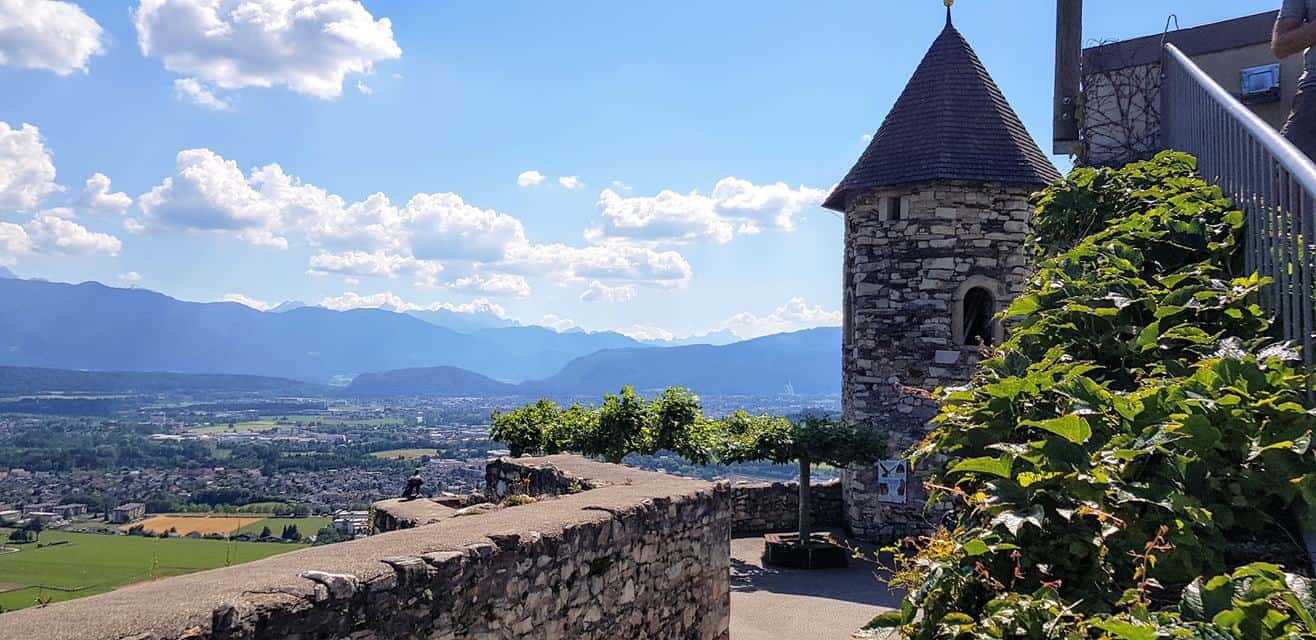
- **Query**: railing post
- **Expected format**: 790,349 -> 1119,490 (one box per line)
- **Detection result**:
1162,42 -> 1316,394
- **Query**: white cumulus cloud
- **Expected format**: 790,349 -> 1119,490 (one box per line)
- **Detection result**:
317,291 -> 509,320
137,148 -> 281,235
134,149 -> 533,266
79,173 -> 133,214
558,176 -> 582,190
718,297 -> 841,339
579,280 -> 636,303
712,178 -> 828,234
587,178 -> 826,245
0,0 -> 105,75
402,192 -> 528,263
307,250 -> 443,287
517,170 -> 545,188
0,221 -> 33,265
0,121 -> 60,212
505,242 -> 692,289
130,148 -> 697,291
538,313 -> 578,333
20,212 -> 122,257
134,0 -> 401,100
173,77 -> 231,110
448,273 -> 530,298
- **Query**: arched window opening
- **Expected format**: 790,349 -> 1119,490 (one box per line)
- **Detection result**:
962,287 -> 995,346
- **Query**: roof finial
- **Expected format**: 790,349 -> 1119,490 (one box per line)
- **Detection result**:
944,0 -> 954,26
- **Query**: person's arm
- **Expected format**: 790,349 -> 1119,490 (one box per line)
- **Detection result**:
1275,14 -> 1316,59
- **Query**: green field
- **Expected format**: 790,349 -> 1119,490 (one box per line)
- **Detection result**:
236,517 -> 331,537
279,415 -> 404,428
231,501 -> 287,513
369,448 -> 438,460
0,530 -> 300,611
188,419 -> 283,435
187,415 -> 403,435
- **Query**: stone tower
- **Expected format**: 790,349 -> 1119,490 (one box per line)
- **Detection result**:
823,10 -> 1060,542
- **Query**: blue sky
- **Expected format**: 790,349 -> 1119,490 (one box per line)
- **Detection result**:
0,0 -> 1286,340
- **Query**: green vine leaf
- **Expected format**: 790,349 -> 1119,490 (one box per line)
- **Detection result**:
948,456 -> 1014,479
1021,415 -> 1092,444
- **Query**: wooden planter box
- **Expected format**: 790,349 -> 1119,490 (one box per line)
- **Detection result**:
762,532 -> 850,570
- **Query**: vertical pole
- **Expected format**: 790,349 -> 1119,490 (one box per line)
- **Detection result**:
798,456 -> 812,548
1054,0 -> 1083,155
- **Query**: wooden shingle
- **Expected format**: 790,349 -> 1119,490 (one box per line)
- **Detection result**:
823,15 -> 1061,211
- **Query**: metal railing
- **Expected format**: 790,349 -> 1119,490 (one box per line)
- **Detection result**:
1162,42 -> 1316,366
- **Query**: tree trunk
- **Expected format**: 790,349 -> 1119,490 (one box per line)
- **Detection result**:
798,456 -> 812,547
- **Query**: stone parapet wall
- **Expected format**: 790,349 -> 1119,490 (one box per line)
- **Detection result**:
2,455 -> 732,640
370,498 -> 457,533
485,456 -> 599,500
730,480 -> 843,535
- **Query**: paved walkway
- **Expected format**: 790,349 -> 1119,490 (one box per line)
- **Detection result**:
729,534 -> 900,640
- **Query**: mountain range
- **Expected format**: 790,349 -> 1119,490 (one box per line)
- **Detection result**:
344,327 -> 839,397
0,366 -> 326,396
0,276 -> 840,395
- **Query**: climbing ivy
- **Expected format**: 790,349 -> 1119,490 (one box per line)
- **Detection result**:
870,152 -> 1316,639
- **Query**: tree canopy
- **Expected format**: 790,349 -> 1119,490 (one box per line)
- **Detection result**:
491,387 -> 880,468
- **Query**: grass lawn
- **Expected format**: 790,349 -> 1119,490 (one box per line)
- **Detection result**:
0,529 -> 299,611
369,448 -> 438,460
236,517 -> 331,538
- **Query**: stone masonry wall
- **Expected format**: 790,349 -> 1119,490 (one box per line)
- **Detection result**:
2,456 -> 732,640
486,456 -> 601,500
730,480 -> 843,535
842,181 -> 1034,542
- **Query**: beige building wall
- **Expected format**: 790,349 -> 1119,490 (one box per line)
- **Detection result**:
1082,39 -> 1307,166
1192,42 -> 1304,130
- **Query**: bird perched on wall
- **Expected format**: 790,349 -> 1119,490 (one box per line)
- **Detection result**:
401,470 -> 424,500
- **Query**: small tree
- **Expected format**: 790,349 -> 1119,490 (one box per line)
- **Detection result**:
491,399 -> 563,457
259,525 -> 272,539
314,526 -> 343,545
583,386 -> 653,463
491,386 -> 713,463
647,387 -> 715,464
281,524 -> 301,541
22,520 -> 44,543
718,413 -> 885,546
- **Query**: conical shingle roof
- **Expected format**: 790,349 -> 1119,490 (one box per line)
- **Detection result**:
823,15 -> 1060,211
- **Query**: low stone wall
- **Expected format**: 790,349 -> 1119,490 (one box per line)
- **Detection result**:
370,498 -> 457,533
730,479 -> 843,535
485,456 -> 600,500
3,455 -> 732,640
